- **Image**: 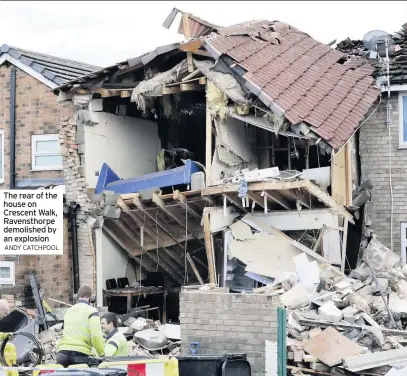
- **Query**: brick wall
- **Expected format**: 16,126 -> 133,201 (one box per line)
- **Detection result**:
180,291 -> 280,376
0,63 -> 74,304
359,93 -> 406,254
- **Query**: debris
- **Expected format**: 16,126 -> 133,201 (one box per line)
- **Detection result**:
343,347 -> 407,372
302,327 -> 365,367
134,329 -> 168,351
158,324 -> 180,341
280,284 -> 311,309
318,302 -> 343,323
130,317 -> 149,332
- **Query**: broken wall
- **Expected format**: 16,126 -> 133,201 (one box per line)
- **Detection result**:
359,94 -> 404,256
180,291 -> 280,376
101,231 -> 138,289
84,109 -> 161,188
211,117 -> 258,185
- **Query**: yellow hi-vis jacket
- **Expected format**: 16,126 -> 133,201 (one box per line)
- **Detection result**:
58,301 -> 105,356
104,329 -> 129,357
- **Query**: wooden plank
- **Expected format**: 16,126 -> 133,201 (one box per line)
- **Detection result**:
247,192 -> 265,209
313,225 -> 326,253
192,50 -> 212,57
173,190 -> 202,219
331,144 -> 348,206
199,77 -> 207,85
224,194 -> 248,213
152,193 -> 204,244
121,90 -> 132,98
180,39 -> 203,52
205,101 -> 212,187
162,86 -> 180,95
180,83 -> 204,92
203,212 -> 216,284
182,69 -> 200,81
76,89 -> 89,95
282,189 -> 311,209
102,225 -> 151,272
341,218 -> 349,273
182,13 -> 194,73
133,195 -> 190,252
263,191 -> 291,210
345,142 -> 352,206
186,252 -> 204,285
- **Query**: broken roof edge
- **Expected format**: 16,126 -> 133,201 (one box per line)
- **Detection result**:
53,42 -> 181,93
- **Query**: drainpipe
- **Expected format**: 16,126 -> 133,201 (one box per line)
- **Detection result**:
9,66 -> 16,189
65,201 -> 81,294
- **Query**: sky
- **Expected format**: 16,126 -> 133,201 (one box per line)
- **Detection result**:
0,1 -> 406,68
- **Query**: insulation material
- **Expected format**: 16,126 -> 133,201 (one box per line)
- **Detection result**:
230,220 -> 254,241
206,81 -> 229,121
194,59 -> 248,104
207,207 -> 240,233
131,60 -> 188,113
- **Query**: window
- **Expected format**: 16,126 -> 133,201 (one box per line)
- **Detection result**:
0,129 -> 3,183
0,262 -> 15,285
31,134 -> 63,171
399,93 -> 407,148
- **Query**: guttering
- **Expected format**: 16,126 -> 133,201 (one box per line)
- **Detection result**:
9,66 -> 16,189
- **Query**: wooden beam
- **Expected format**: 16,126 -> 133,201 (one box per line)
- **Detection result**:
224,194 -> 248,213
202,180 -> 354,224
121,90 -> 132,98
117,199 -> 185,282
152,193 -> 204,244
162,86 -> 180,95
76,89 -> 89,95
313,225 -> 326,253
180,39 -> 203,52
205,100 -> 212,187
180,83 -> 204,92
341,219 -> 349,273
92,88 -> 121,98
173,190 -> 202,219
182,13 -> 194,73
247,192 -> 265,209
283,189 -> 311,209
133,195 -> 189,253
192,50 -> 212,57
186,252 -> 204,285
182,69 -> 200,82
203,212 -> 216,284
263,191 -> 291,210
102,225 -> 151,272
199,77 -> 207,85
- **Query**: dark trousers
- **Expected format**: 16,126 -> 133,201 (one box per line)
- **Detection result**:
56,350 -> 90,368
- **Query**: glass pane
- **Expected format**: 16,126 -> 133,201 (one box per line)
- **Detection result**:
36,139 -> 59,153
35,155 -> 62,167
0,267 -> 10,279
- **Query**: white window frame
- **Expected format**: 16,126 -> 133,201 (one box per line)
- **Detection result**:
31,134 -> 63,171
398,91 -> 407,148
0,261 -> 15,286
401,222 -> 407,263
0,129 -> 4,184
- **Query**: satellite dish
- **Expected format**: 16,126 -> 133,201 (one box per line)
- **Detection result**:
363,30 -> 393,58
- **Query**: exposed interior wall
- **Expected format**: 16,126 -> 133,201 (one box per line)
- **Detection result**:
84,110 -> 161,188
101,231 -> 137,289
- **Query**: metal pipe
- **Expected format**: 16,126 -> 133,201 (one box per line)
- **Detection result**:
68,202 -> 80,294
9,67 -> 16,189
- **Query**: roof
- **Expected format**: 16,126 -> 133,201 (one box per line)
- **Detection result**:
337,23 -> 407,85
0,44 -> 100,88
205,20 -> 381,149
56,43 -> 180,91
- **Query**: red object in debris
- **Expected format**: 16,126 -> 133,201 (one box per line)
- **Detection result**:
39,371 -> 55,374
128,363 -> 146,376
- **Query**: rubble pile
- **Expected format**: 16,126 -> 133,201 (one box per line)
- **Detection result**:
270,238 -> 407,375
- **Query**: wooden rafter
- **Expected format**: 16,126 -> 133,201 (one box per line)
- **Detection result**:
173,190 -> 202,219
262,191 -> 291,210
152,193 -> 204,244
223,194 -> 248,213
186,252 -> 204,285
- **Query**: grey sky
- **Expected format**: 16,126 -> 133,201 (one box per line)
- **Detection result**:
0,1 -> 406,67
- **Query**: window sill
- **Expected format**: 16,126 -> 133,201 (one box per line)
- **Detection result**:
31,167 -> 64,172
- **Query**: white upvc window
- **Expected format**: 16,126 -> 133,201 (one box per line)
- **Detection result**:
398,92 -> 407,148
31,134 -> 63,171
0,129 -> 4,183
401,222 -> 407,263
0,261 -> 15,285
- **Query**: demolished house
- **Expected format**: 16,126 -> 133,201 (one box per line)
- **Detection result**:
49,10 -> 403,371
